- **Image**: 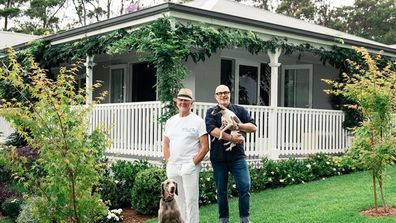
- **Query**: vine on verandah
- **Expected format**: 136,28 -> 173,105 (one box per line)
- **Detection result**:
3,17 -> 394,121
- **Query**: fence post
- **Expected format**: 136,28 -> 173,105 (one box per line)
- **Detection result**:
268,107 -> 279,160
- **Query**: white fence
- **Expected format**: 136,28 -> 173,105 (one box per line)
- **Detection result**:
0,102 -> 352,160
90,102 -> 351,160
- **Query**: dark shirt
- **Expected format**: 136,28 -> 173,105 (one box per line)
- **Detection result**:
205,103 -> 256,162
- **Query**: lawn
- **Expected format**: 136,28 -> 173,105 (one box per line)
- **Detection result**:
145,165 -> 396,223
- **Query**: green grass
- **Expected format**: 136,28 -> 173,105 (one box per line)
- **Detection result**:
0,219 -> 13,223
145,166 -> 396,223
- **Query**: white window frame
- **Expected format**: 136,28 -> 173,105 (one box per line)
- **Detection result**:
281,64 -> 313,108
109,64 -> 127,103
221,57 -> 261,105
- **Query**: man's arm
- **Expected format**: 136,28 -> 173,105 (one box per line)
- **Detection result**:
238,122 -> 257,133
193,134 -> 209,165
209,128 -> 244,144
162,136 -> 170,163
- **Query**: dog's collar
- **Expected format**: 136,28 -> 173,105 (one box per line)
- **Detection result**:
162,196 -> 175,202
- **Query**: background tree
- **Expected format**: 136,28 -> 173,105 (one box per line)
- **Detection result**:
23,0 -> 67,34
330,0 -> 396,44
276,0 -> 316,22
0,0 -> 27,30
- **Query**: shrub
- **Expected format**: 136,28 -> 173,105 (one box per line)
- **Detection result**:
108,159 -> 151,208
305,153 -> 339,178
1,197 -> 23,219
0,183 -> 18,206
131,167 -> 166,215
16,200 -> 40,223
249,166 -> 268,192
199,171 -> 217,206
98,208 -> 123,223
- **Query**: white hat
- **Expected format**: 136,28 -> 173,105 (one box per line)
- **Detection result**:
175,88 -> 193,101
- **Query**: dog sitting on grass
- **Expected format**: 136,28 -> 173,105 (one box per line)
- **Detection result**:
211,104 -> 244,151
158,179 -> 184,223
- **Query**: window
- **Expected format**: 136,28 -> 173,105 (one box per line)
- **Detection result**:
281,65 -> 313,108
110,65 -> 127,103
221,59 -> 270,105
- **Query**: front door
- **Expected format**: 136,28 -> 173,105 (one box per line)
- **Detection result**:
110,65 -> 126,103
281,65 -> 313,108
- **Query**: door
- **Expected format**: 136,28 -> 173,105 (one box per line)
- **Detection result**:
110,65 -> 126,103
281,65 -> 313,108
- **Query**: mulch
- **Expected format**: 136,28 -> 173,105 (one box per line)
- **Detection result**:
360,207 -> 396,217
0,208 -> 155,223
122,208 -> 156,223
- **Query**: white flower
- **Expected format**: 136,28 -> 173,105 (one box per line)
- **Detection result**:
301,180 -> 305,184
326,161 -> 330,165
322,177 -> 326,180
333,168 -> 336,171
232,184 -> 236,188
292,178 -> 295,182
271,171 -> 275,175
306,164 -> 311,169
114,180 -> 119,184
280,179 -> 285,183
268,177 -> 272,182
287,174 -> 291,177
206,177 -> 211,182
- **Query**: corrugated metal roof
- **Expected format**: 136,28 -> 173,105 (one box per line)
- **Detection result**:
5,0 -> 396,56
0,31 -> 40,50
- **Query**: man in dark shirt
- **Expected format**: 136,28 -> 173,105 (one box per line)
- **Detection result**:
205,85 -> 257,223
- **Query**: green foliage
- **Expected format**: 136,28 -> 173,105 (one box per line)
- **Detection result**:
0,49 -> 110,222
16,199 -> 40,223
98,159 -> 151,209
324,47 -> 396,211
198,171 -> 217,206
131,167 -> 166,215
1,197 -> 22,219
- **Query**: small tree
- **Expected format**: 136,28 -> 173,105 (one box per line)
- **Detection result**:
0,49 -> 110,222
324,47 -> 396,212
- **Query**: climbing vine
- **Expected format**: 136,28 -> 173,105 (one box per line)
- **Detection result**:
2,17 -> 395,122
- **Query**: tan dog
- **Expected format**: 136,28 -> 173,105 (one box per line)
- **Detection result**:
158,179 -> 184,223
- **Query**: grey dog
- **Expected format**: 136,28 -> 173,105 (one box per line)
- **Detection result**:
158,179 -> 184,223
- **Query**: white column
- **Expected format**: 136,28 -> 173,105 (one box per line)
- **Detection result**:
267,48 -> 282,107
267,48 -> 282,160
85,55 -> 96,104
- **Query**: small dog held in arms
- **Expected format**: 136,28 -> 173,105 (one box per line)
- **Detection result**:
158,179 -> 184,223
211,104 -> 244,151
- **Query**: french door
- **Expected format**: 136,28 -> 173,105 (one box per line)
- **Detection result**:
281,64 -> 313,108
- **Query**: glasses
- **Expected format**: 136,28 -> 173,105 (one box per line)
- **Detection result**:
215,91 -> 230,96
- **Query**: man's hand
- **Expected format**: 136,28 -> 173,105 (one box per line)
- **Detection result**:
230,131 -> 244,144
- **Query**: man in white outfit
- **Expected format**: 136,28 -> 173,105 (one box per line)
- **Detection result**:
163,88 -> 209,223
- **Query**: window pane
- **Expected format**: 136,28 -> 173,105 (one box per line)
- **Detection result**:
111,68 -> 124,103
221,59 -> 235,103
260,63 -> 270,106
239,65 -> 258,105
283,68 -> 310,108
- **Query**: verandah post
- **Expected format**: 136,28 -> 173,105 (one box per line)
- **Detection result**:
267,48 -> 282,160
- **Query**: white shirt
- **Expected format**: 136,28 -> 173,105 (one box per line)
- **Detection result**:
164,112 -> 207,164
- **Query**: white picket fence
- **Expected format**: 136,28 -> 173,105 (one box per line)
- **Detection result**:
0,101 -> 352,160
90,102 -> 351,160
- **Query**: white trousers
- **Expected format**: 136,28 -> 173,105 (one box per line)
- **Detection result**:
166,162 -> 201,223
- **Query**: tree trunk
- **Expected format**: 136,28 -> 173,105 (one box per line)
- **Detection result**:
378,176 -> 388,212
372,174 -> 378,211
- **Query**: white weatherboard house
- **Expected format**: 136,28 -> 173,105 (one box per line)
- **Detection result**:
1,0 -> 396,162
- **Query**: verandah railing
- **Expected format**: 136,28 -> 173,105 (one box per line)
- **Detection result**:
91,102 -> 351,159
0,102 -> 352,159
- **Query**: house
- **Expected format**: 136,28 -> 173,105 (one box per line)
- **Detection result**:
1,0 -> 395,162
